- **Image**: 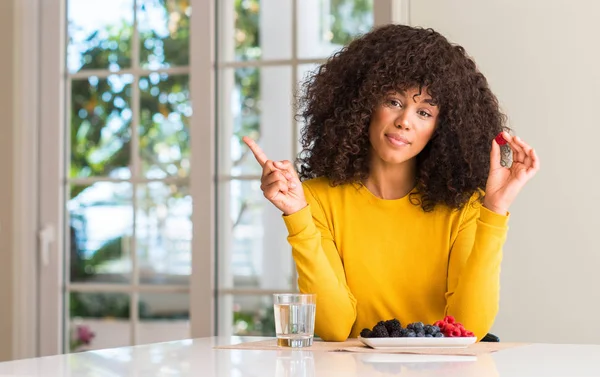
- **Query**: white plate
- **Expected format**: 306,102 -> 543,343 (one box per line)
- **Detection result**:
358,336 -> 477,349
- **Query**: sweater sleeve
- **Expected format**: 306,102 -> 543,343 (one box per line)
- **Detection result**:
282,184 -> 357,341
445,199 -> 509,341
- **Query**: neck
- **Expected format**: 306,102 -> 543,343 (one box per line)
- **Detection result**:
364,156 -> 417,200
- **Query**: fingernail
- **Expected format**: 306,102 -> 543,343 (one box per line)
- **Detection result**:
495,132 -> 507,146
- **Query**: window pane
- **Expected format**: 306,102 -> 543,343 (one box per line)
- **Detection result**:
139,293 -> 190,345
217,180 -> 293,290
218,66 -> 292,177
70,75 -> 133,179
68,292 -> 131,351
138,0 -> 191,69
67,0 -> 133,73
137,183 -> 191,285
139,74 -> 190,179
218,0 -> 291,62
218,295 -> 276,337
69,183 -> 132,284
297,0 -> 373,59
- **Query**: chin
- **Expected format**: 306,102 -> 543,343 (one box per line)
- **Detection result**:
379,152 -> 411,165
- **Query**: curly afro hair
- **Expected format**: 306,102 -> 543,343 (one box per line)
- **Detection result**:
296,24 -> 509,211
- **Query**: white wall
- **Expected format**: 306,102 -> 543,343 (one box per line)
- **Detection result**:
0,0 -> 15,362
409,0 -> 600,344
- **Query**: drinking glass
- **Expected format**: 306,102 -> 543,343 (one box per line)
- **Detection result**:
273,293 -> 316,347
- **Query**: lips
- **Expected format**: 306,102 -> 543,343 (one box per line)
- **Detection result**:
386,134 -> 410,147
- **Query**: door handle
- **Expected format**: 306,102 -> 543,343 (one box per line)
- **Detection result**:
38,224 -> 55,266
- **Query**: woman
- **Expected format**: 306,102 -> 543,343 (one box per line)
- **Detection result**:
243,24 -> 539,341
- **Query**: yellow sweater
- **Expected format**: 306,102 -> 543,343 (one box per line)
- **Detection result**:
283,177 -> 509,342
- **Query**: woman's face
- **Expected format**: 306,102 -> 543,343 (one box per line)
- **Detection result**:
368,87 -> 440,166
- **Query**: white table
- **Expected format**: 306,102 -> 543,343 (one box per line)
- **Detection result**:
0,337 -> 598,376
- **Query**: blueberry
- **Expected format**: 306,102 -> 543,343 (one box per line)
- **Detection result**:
416,331 -> 425,337
413,322 -> 425,332
406,330 -> 416,337
434,333 -> 444,338
424,325 -> 437,335
400,329 -> 409,337
425,334 -> 433,338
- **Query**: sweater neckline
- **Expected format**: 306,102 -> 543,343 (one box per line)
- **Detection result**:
353,182 -> 419,207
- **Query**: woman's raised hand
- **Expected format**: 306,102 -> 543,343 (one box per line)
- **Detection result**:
484,132 -> 540,214
242,136 -> 308,216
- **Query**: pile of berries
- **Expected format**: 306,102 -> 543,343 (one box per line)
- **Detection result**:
433,316 -> 474,338
360,316 -> 474,338
360,319 -> 443,338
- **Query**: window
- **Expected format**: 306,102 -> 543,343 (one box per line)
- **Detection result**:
64,0 -> 192,351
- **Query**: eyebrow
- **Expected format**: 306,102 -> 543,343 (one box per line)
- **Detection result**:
409,93 -> 436,106
389,91 -> 438,106
422,98 -> 437,106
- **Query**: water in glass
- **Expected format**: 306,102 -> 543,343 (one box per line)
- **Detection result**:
273,294 -> 316,347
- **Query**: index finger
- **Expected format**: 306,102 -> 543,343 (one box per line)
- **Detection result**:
242,136 -> 268,167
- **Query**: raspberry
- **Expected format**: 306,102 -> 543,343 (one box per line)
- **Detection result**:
444,328 -> 462,337
495,132 -> 508,145
443,324 -> 461,337
444,316 -> 456,324
464,331 -> 474,337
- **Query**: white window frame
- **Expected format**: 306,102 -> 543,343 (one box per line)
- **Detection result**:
35,0 -> 215,356
29,0 -> 408,357
12,0 -> 41,361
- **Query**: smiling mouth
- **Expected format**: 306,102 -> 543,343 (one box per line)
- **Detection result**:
386,135 -> 410,147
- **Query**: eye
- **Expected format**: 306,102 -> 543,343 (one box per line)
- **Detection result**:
389,99 -> 402,108
418,110 -> 432,118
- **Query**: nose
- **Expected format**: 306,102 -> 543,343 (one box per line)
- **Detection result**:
394,111 -> 411,130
